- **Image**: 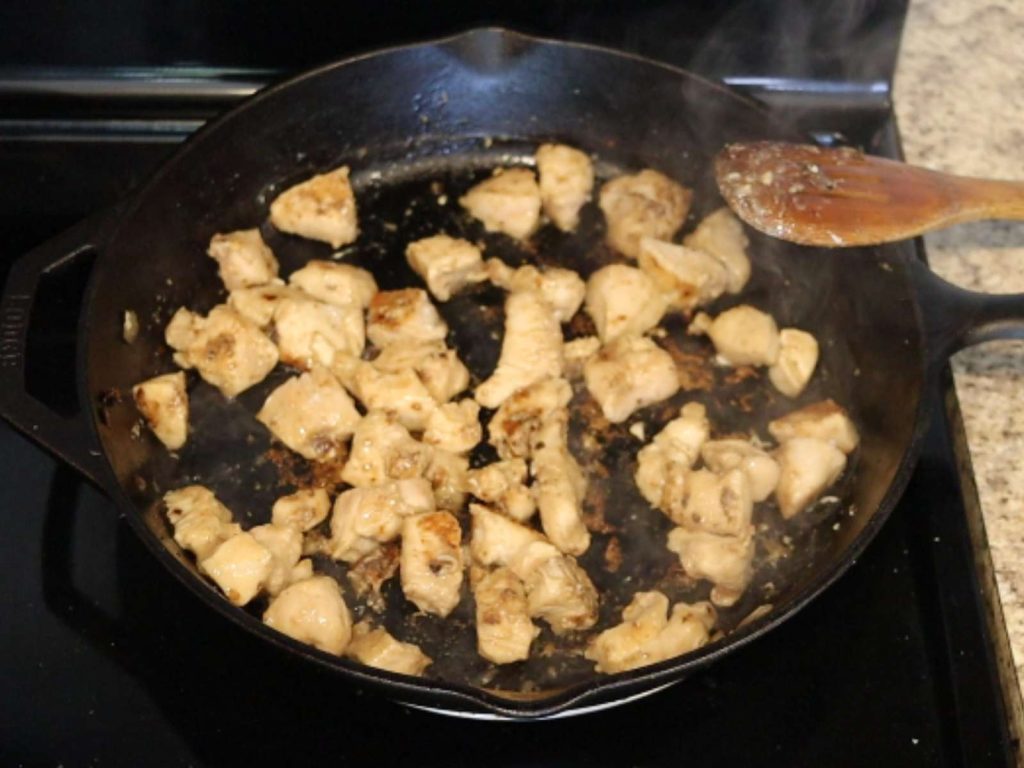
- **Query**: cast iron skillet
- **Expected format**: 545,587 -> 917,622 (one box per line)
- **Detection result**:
2,29 -> 1024,719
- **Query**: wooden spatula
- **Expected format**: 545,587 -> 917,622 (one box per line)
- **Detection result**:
714,141 -> 1024,247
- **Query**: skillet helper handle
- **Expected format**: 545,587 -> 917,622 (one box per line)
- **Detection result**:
0,209 -> 119,487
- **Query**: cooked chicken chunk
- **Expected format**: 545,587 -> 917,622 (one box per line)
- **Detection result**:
563,335 -> 601,379
701,439 -> 780,503
768,328 -> 819,398
675,468 -> 753,536
249,523 -> 305,595
466,460 -> 536,522
132,371 -> 188,450
689,305 -> 780,367
228,280 -> 303,327
405,234 -> 487,301
487,377 -> 573,460
199,531 -> 273,606
164,485 -> 240,561
774,437 -> 847,519
271,488 -> 331,532
288,261 -> 378,308
583,336 -> 680,423
768,399 -> 860,454
257,367 -> 361,462
667,527 -> 755,606
535,143 -> 594,232
165,305 -> 278,397
349,363 -> 438,431
425,448 -> 470,511
400,511 -> 464,617
469,503 -> 545,567
207,228 -> 279,291
329,479 -> 434,563
269,165 -> 358,248
263,575 -> 353,655
585,592 -> 715,674
367,289 -> 448,349
459,167 -> 541,240
423,399 -> 482,454
683,208 -> 751,294
485,259 -> 586,323
634,403 -> 710,510
584,264 -> 667,343
519,542 -> 599,634
345,622 -> 432,676
475,567 -> 539,664
637,237 -> 729,312
341,410 -> 433,488
599,169 -> 692,259
474,290 -> 564,409
273,295 -> 365,368
372,340 -> 470,403
531,418 -> 590,556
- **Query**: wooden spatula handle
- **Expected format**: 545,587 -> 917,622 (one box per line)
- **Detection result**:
948,176 -> 1024,222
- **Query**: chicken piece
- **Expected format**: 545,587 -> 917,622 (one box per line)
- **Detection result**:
263,575 -> 353,655
637,237 -> 729,312
487,377 -> 573,460
469,503 -> 545,567
535,143 -> 594,233
163,485 -> 240,561
273,295 -> 365,368
341,410 -> 433,488
257,367 -> 361,462
400,511 -> 465,617
531,417 -> 590,556
367,289 -> 448,349
700,439 -> 780,503
132,371 -> 189,450
683,208 -> 751,294
474,291 -> 564,409
768,328 -> 819,398
667,527 -> 755,607
329,479 -> 434,563
287,261 -> 377,308
405,234 -> 487,302
520,544 -> 599,634
269,165 -> 358,248
271,488 -> 331,532
584,591 -> 715,674
584,336 -> 680,423
424,448 -> 469,512
599,169 -> 692,259
421,399 -> 481,454
774,437 -> 847,519
199,532 -> 273,606
228,280 -> 304,327
584,264 -> 667,343
165,305 -> 278,397
207,228 -> 279,291
474,567 -> 539,664
485,259 -> 586,323
345,622 -> 432,676
690,305 -> 780,367
466,460 -> 536,522
675,468 -> 753,536
633,402 -> 709,511
563,336 -> 601,379
459,167 -> 541,240
249,523 -> 305,595
372,340 -> 470,403
349,362 -> 438,432
768,399 -> 859,454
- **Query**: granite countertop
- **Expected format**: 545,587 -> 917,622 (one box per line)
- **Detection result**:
895,0 -> 1024,698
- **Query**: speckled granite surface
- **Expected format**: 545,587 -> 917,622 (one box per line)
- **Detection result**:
895,0 -> 1024,689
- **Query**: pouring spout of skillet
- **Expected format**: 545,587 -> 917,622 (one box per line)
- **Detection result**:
714,141 -> 1024,247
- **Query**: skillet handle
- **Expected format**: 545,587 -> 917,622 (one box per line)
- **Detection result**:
0,208 -> 120,488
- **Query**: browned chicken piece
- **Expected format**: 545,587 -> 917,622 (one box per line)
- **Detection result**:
585,591 -> 715,674
349,362 -> 438,431
228,280 -> 304,327
774,437 -> 847,519
406,234 -> 487,301
674,468 -> 753,537
466,460 -> 536,522
329,479 -> 434,563
459,167 -> 542,240
531,417 -> 590,556
425,448 -> 470,512
257,367 -> 361,462
485,258 -> 586,323
584,264 -> 667,343
165,305 -> 279,397
475,290 -> 564,409
562,336 -> 601,379
271,488 -> 331,532
199,531 -> 273,606
372,340 -> 470,403
637,237 -> 729,312
583,335 -> 680,423
269,165 -> 358,248
400,511 -> 465,617
132,371 -> 188,450
768,399 -> 859,454
599,169 -> 692,259
288,261 -> 378,308
367,288 -> 449,349
634,402 -> 709,508
688,305 -> 780,367
263,575 -> 353,655
474,567 -> 539,664
207,228 -> 279,291
700,439 -> 780,503
423,399 -> 482,454
469,503 -> 545,566
517,541 -> 599,634
273,295 -> 365,368
341,410 -> 433,488
487,377 -> 573,460
768,328 -> 819,398
345,621 -> 432,676
683,208 -> 751,294
667,527 -> 755,607
164,485 -> 241,561
249,523 -> 306,595
535,143 -> 594,233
